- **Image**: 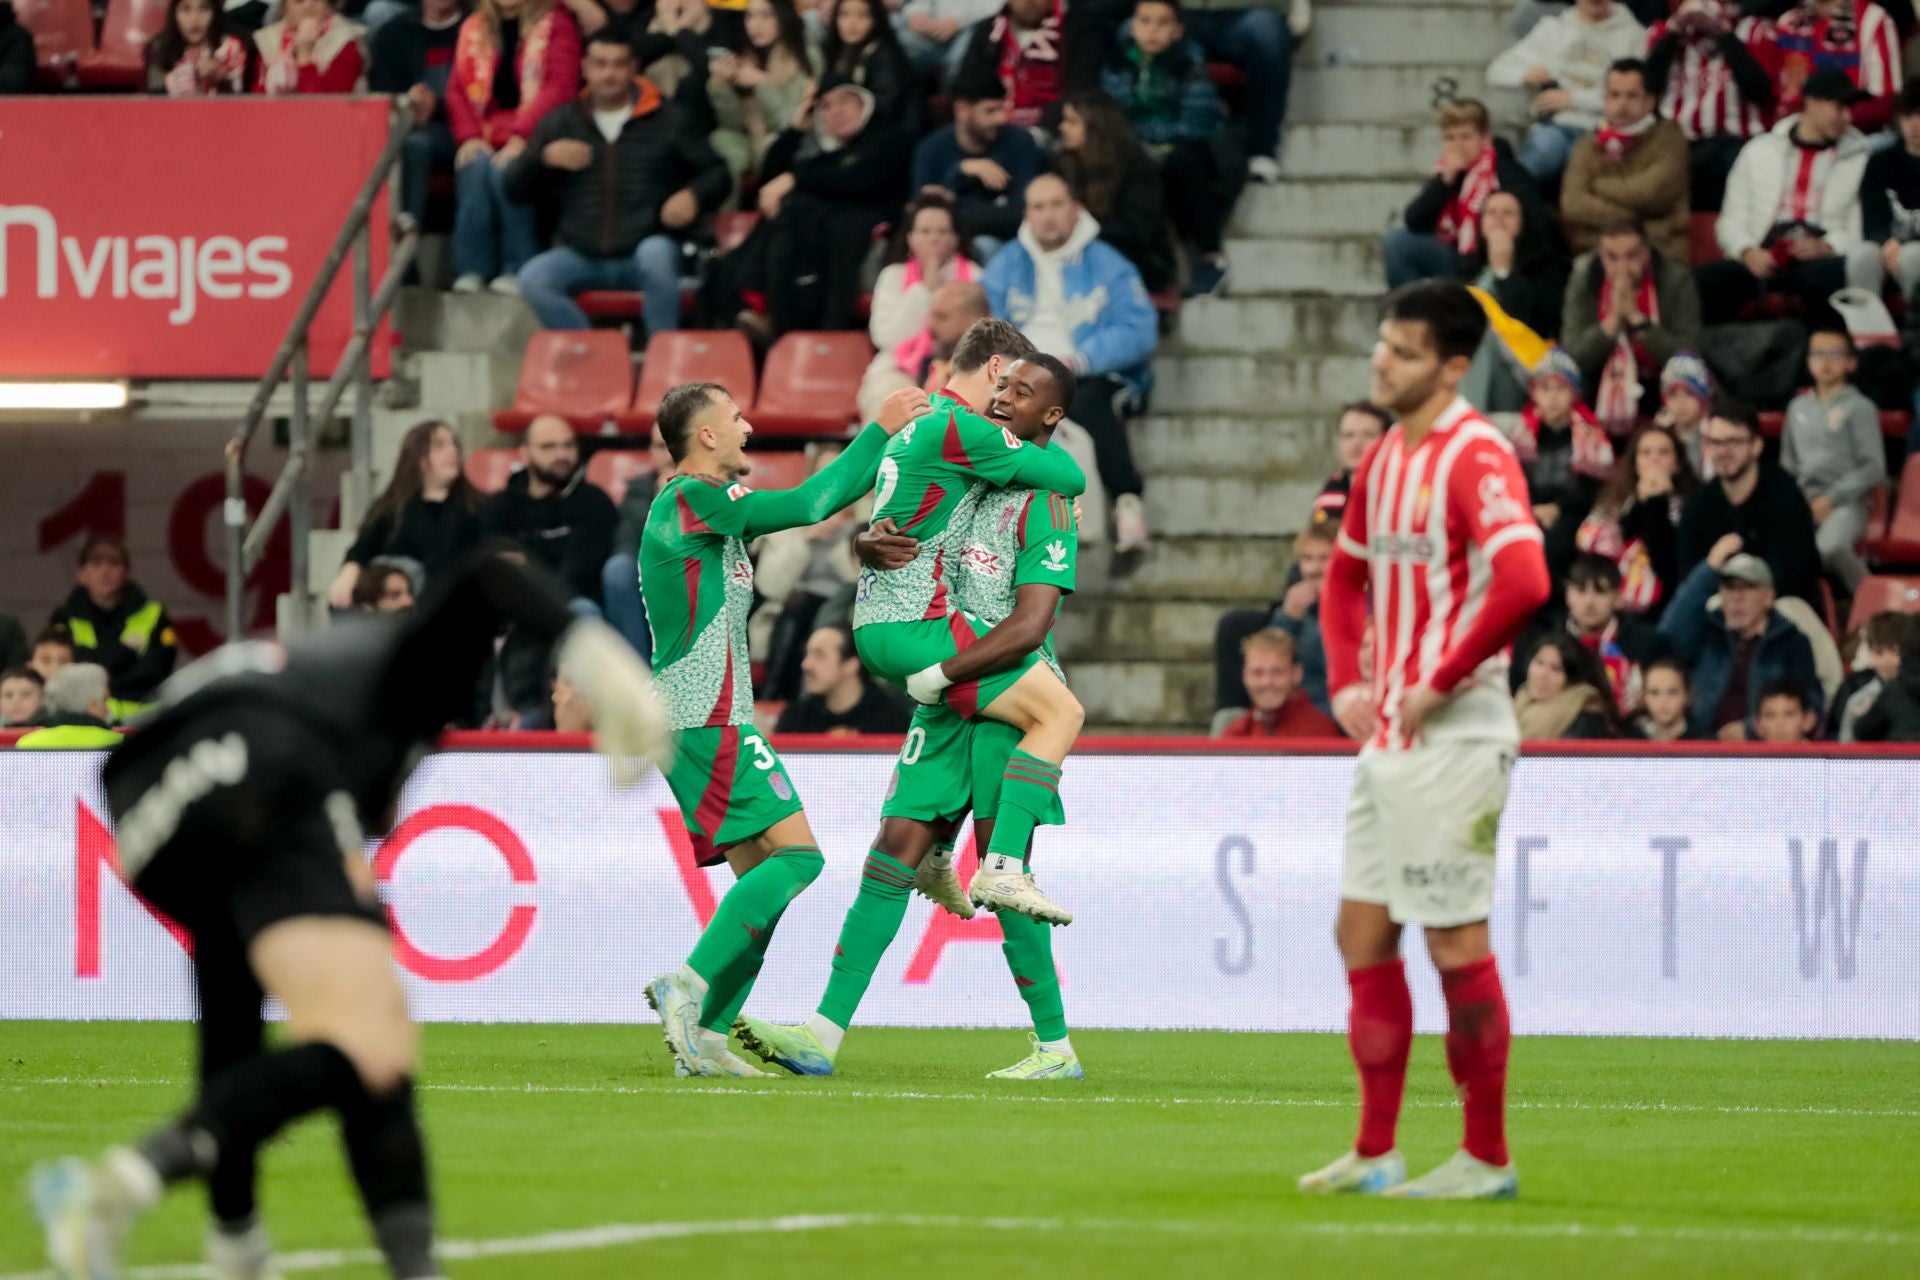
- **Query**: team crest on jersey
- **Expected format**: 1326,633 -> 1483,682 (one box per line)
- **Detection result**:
1477,470 -> 1528,527
770,771 -> 792,801
901,422 -> 915,446
1413,483 -> 1432,525
960,544 -> 1003,576
727,483 -> 753,500
1042,540 -> 1069,572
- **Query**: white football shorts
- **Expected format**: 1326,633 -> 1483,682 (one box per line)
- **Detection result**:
1341,738 -> 1515,928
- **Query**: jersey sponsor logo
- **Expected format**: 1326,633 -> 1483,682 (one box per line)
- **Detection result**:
997,502 -> 1021,536
727,483 -> 753,501
855,568 -> 875,602
1041,539 -> 1069,572
1369,532 -> 1436,561
1477,469 -> 1528,528
901,422 -> 915,446
729,558 -> 755,589
959,544 -> 1003,576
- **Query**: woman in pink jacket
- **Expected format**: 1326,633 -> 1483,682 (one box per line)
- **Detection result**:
448,0 -> 582,292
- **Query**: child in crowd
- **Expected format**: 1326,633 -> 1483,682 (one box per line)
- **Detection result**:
1519,347 -> 1614,582
1835,611 -> 1914,741
1780,327 -> 1887,592
1654,350 -> 1712,475
1634,655 -> 1699,740
1754,678 -> 1818,744
0,665 -> 44,728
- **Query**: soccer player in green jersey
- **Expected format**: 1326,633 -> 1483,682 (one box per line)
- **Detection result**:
851,319 -> 1090,926
738,354 -> 1084,1079
638,379 -> 929,1078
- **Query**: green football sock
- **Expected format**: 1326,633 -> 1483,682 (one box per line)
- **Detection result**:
685,844 -> 822,1003
700,906 -> 786,1033
815,850 -> 915,1030
999,910 -> 1069,1042
985,751 -> 1063,864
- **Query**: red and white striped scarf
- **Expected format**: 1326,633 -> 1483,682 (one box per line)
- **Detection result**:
1652,11 -> 1770,141
1435,145 -> 1499,256
1774,139 -> 1839,227
1596,272 -> 1660,438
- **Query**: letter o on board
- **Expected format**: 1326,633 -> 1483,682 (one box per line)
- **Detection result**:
374,804 -> 537,981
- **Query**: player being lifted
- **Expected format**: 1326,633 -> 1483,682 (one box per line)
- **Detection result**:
639,380 -> 929,1078
31,555 -> 668,1280
737,354 -> 1086,1079
1299,281 -> 1550,1200
847,320 -> 1089,928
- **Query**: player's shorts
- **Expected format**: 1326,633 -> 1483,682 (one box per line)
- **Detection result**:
665,723 -> 804,866
881,702 -> 973,822
105,707 -> 387,947
1341,739 -> 1515,928
856,613 -> 1046,720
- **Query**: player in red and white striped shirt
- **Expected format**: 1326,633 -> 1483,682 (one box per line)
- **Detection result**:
1298,281 -> 1550,1202
1645,2 -> 1775,209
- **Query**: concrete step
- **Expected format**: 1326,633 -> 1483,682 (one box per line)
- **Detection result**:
1054,598 -> 1221,663
1141,473 -> 1328,538
1231,180 -> 1410,240
1289,66 -> 1522,124
1303,3 -> 1512,67
394,286 -> 541,358
1278,123 -> 1441,180
1063,659 -> 1213,729
1221,236 -> 1383,296
1169,294 -> 1379,356
1151,352 -> 1374,416
1080,536 -> 1295,602
1128,413 -> 1337,480
416,350 -> 510,416
307,530 -> 355,596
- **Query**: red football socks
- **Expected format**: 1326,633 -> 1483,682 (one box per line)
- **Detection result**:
1346,958 -> 1413,1158
1441,954 -> 1511,1167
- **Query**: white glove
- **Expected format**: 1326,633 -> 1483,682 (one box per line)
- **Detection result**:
556,619 -> 674,785
905,662 -> 953,706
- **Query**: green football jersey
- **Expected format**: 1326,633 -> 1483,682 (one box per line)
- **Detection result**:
641,425 -> 890,730
853,392 -> 1088,629
951,486 -> 1077,678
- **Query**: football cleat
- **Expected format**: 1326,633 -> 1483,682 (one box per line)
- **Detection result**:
689,1028 -> 773,1078
30,1149 -> 153,1280
644,972 -> 704,1076
207,1219 -> 282,1280
986,1034 -> 1084,1080
914,860 -> 977,919
734,1017 -> 837,1076
1383,1150 -> 1518,1200
1296,1148 -> 1407,1196
969,869 -> 1072,925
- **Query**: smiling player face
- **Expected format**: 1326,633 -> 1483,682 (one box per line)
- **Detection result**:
988,359 -> 1065,443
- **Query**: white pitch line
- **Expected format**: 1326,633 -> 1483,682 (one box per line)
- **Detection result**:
1,1209 -> 1913,1280
14,1076 -> 1919,1121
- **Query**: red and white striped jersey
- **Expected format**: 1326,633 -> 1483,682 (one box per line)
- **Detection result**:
1648,18 -> 1770,142
1335,398 -> 1545,751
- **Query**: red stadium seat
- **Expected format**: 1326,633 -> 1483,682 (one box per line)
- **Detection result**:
739,449 -> 810,493
1759,410 -> 1910,439
1688,212 -> 1719,268
1865,455 -> 1920,567
575,291 -> 646,321
751,332 -> 872,436
493,330 -> 634,434
464,447 -> 522,494
76,0 -> 168,87
584,450 -> 653,505
629,330 -> 757,431
15,0 -> 93,81
1846,575 -> 1920,633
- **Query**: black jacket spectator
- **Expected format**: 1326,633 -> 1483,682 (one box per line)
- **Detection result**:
1676,462 -> 1821,606
369,9 -> 459,103
506,83 -> 729,259
1464,192 -> 1569,338
346,495 -> 482,581
1055,91 -> 1173,293
480,469 -> 618,603
822,0 -> 920,133
50,585 -> 177,705
1402,138 -> 1540,242
0,2 -> 32,93
1658,559 -> 1822,737
911,77 -> 1044,249
1854,663 -> 1920,741
0,612 -> 25,670
774,683 -> 911,733
1860,137 -> 1920,245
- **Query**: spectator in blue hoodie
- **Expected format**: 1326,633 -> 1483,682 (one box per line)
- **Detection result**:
1658,547 -> 1821,740
1101,0 -> 1239,295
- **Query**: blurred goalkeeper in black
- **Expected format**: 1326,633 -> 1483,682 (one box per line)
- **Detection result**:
29,554 -> 669,1280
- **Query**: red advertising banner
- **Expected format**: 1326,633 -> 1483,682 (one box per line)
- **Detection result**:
0,98 -> 392,379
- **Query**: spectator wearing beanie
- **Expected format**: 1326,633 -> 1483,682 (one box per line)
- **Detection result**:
1487,0 -> 1648,181
1704,67 -> 1872,326
1751,0 -> 1901,137
1517,347 -> 1616,584
1846,76 -> 1920,304
1561,218 -> 1703,431
1561,58 -> 1690,264
1654,350 -> 1713,473
1644,0 -> 1773,212
954,0 -> 1066,131
254,0 -> 366,93
1385,98 -> 1544,288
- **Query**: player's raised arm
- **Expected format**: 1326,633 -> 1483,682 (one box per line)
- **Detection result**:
1425,440 -> 1550,696
727,388 -> 933,539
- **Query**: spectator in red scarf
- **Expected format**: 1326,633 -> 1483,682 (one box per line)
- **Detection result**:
1654,351 -> 1713,472
254,0 -> 366,93
1215,629 -> 1339,739
1515,551 -> 1672,715
1561,218 -> 1703,429
149,0 -> 252,94
1310,401 -> 1390,527
448,0 -> 583,293
1518,347 -> 1615,584
1383,98 -> 1542,288
1644,0 -> 1774,211
954,0 -> 1066,131
1703,68 -> 1870,326
1575,421 -> 1701,619
1562,59 -> 1691,263
1751,0 -> 1901,136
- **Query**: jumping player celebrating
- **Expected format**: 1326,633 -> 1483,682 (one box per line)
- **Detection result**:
852,320 -> 1089,925
30,555 -> 668,1280
738,354 -> 1085,1079
640,381 -> 928,1078
1299,281 -> 1550,1200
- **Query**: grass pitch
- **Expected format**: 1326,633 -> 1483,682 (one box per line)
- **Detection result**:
1,1022 -> 1915,1279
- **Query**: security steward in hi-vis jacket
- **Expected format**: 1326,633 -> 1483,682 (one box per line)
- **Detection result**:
48,535 -> 178,719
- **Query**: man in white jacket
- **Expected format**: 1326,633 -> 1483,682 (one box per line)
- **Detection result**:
1488,0 -> 1647,180
1700,68 -> 1871,327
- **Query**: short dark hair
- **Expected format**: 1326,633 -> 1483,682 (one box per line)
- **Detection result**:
1599,217 -> 1647,242
79,534 -> 128,567
31,626 -> 75,656
1341,400 -> 1393,431
1757,678 -> 1811,714
0,665 -> 44,689
1645,656 -> 1690,690
1864,610 -> 1917,651
950,67 -> 1007,103
815,622 -> 859,668
1809,326 -> 1857,356
586,28 -> 635,58
1607,57 -> 1650,92
1567,552 -> 1622,594
1708,394 -> 1762,436
1133,0 -> 1181,15
655,382 -> 732,461
949,319 -> 1034,375
1015,352 -> 1077,415
1380,279 -> 1488,363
